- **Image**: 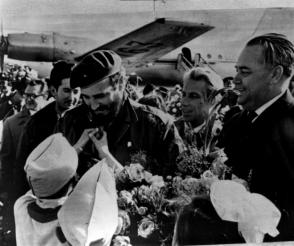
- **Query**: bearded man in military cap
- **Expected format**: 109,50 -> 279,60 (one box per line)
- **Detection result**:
57,50 -> 184,176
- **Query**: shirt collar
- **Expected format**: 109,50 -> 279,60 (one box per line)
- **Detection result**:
255,91 -> 284,117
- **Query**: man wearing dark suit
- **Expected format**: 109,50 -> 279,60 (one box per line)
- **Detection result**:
221,33 -> 294,242
174,33 -> 294,245
14,61 -> 81,198
0,79 -> 49,246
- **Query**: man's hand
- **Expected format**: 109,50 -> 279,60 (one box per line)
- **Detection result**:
89,129 -> 123,172
89,129 -> 109,159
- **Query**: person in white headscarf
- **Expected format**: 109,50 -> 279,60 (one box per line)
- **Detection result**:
14,133 -> 78,246
14,131 -> 119,246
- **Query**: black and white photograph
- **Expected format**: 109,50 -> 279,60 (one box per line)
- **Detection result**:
0,0 -> 294,245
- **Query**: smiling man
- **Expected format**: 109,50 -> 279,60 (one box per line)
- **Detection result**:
173,33 -> 294,246
175,67 -> 223,146
14,60 -> 81,197
57,50 -> 184,178
221,33 -> 294,241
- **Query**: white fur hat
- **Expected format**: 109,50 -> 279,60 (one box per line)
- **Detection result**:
58,159 -> 118,246
25,133 -> 78,198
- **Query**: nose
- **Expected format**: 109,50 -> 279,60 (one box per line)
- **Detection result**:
68,91 -> 76,101
181,96 -> 189,107
233,74 -> 242,85
87,98 -> 100,111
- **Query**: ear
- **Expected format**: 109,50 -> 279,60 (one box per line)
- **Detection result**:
49,86 -> 57,98
271,65 -> 283,84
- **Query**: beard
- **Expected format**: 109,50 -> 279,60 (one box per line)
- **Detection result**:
87,101 -> 120,128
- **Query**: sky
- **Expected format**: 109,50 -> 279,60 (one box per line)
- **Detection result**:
1,0 -> 294,17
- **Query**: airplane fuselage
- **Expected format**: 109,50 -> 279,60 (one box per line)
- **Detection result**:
2,7 -> 294,82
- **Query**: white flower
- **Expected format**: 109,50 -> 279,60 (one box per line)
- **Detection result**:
112,236 -> 132,246
137,206 -> 148,216
149,175 -> 165,188
119,190 -> 133,205
137,218 -> 156,238
143,171 -> 153,183
201,170 -> 218,189
211,119 -> 223,136
126,163 -> 145,182
181,177 -> 202,196
137,185 -> 152,203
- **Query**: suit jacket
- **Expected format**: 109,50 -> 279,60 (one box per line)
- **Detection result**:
14,101 -> 60,197
57,98 -> 184,177
221,90 -> 294,241
0,108 -> 30,193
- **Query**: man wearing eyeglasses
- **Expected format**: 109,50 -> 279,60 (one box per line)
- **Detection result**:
0,78 -> 48,246
23,79 -> 49,114
57,50 -> 184,180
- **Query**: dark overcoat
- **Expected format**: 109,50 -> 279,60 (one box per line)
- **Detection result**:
221,90 -> 294,241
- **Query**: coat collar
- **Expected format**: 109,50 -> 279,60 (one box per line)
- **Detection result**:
19,107 -> 31,118
252,90 -> 294,126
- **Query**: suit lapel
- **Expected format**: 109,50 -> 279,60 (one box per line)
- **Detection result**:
17,108 -> 31,125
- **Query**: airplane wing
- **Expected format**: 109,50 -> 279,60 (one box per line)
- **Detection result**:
75,18 -> 214,71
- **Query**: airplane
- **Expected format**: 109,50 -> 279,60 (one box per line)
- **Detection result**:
0,0 -> 294,86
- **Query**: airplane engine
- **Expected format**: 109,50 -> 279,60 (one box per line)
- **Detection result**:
5,32 -> 96,63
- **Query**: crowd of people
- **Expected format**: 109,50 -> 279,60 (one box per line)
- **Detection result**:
0,32 -> 293,246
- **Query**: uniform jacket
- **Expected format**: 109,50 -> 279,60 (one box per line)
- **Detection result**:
220,90 -> 294,241
0,108 -> 30,193
57,98 -> 184,176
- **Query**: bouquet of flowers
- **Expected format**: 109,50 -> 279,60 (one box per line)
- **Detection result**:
112,162 -> 176,246
112,88 -> 241,245
176,88 -> 234,179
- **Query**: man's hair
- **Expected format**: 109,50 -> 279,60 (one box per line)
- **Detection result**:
27,79 -> 48,95
183,68 -> 217,99
49,60 -> 74,89
142,83 -> 155,96
247,33 -> 294,77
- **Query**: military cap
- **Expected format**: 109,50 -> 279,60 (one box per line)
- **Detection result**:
70,50 -> 122,89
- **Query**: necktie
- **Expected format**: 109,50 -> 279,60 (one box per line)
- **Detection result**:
244,110 -> 258,124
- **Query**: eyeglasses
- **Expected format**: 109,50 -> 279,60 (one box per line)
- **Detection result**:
24,93 -> 45,99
